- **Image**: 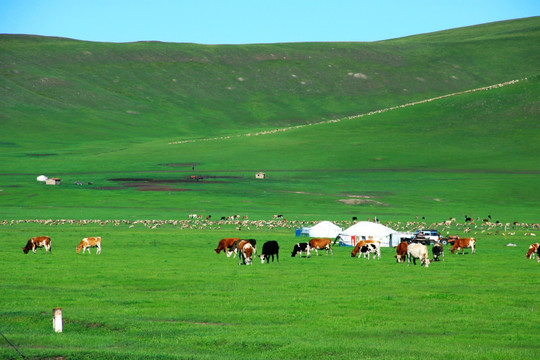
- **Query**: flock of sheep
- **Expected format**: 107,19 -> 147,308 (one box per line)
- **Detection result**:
2,217 -> 538,235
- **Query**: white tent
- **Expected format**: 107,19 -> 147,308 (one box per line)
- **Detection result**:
337,221 -> 402,247
306,221 -> 343,238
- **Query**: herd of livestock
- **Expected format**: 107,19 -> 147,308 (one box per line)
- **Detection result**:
214,236 -> 484,267
214,236 -> 540,267
20,233 -> 540,268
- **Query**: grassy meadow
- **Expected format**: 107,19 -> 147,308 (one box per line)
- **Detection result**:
1,17 -> 540,359
1,223 -> 539,359
1,73 -> 538,222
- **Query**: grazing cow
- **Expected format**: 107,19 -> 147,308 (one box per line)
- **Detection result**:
238,240 -> 254,265
22,236 -> 51,254
228,239 -> 242,258
358,243 -> 380,260
291,242 -> 311,257
407,243 -> 430,267
309,238 -> 333,256
228,239 -> 256,258
432,242 -> 444,262
76,237 -> 102,254
259,241 -> 279,264
214,237 -> 241,255
450,237 -> 476,254
395,241 -> 409,263
351,240 -> 376,258
526,243 -> 539,260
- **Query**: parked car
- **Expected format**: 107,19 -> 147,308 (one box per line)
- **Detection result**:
412,229 -> 444,245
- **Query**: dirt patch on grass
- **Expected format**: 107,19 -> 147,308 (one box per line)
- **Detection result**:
103,175 -> 242,191
339,194 -> 388,206
338,198 -> 388,206
133,185 -> 191,192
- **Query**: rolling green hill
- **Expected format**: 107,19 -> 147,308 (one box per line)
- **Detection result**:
0,17 -> 539,221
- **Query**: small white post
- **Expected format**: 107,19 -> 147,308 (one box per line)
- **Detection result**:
53,307 -> 63,333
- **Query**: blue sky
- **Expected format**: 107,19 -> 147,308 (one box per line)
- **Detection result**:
1,0 -> 538,44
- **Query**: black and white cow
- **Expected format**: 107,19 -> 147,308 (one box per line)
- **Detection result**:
432,242 -> 444,262
259,241 -> 279,264
291,242 -> 311,257
358,243 -> 380,260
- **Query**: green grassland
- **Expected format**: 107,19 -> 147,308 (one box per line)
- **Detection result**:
1,17 -> 540,359
1,17 -> 539,222
1,73 -> 538,222
0,224 -> 538,359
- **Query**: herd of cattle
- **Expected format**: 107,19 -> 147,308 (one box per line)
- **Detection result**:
20,235 -> 540,267
214,236 -> 484,267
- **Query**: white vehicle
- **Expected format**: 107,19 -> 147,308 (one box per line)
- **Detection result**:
413,229 -> 443,245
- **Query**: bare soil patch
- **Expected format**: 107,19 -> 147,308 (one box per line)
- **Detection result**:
338,198 -> 388,206
103,175 -> 242,191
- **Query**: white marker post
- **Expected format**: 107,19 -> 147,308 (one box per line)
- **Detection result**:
53,307 -> 63,333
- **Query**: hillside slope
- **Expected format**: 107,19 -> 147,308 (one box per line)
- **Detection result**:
1,17 -> 539,147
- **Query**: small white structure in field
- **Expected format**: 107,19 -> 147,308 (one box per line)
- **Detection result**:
45,178 -> 61,185
337,221 -> 404,247
53,307 -> 63,333
37,175 -> 48,182
255,172 -> 266,179
305,221 -> 343,238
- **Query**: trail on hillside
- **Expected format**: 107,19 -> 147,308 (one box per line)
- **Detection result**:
168,78 -> 526,145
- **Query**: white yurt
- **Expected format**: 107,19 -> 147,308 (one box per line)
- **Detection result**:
306,221 -> 343,238
337,221 -> 402,247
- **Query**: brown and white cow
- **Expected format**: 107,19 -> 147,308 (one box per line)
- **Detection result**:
76,237 -> 102,254
450,237 -> 476,254
407,243 -> 430,267
526,243 -> 539,260
228,239 -> 256,258
351,240 -> 377,258
22,236 -> 51,254
238,240 -> 254,265
214,237 -> 241,256
395,241 -> 408,263
309,238 -> 333,256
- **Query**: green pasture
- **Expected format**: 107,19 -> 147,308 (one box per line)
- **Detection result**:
0,74 -> 538,222
1,18 -> 539,359
1,223 -> 538,359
